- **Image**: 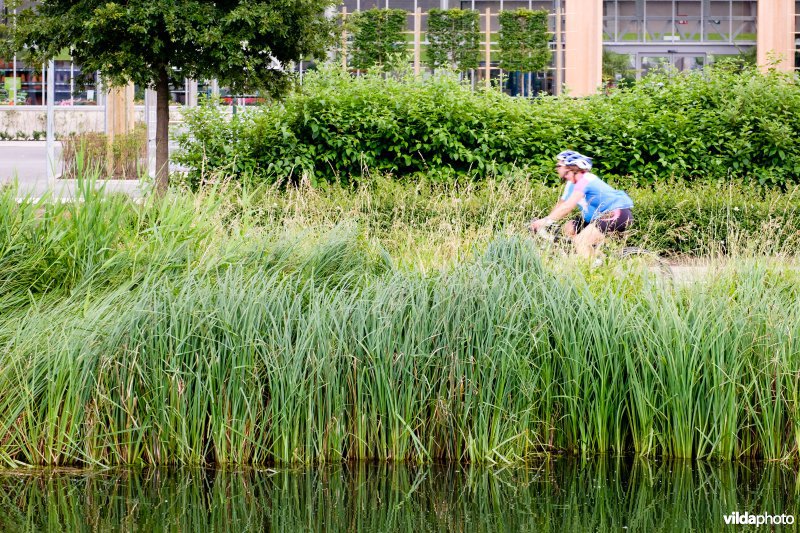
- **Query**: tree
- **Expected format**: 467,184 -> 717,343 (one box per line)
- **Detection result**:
602,49 -> 635,85
348,9 -> 407,71
425,9 -> 480,73
497,9 -> 551,73
5,0 -> 334,193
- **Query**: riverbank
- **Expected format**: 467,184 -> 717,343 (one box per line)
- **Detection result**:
1,180 -> 799,466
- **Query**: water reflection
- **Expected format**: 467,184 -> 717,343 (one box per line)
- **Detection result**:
0,459 -> 797,532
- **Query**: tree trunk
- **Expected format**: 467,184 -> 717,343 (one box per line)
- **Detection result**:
155,68 -> 170,194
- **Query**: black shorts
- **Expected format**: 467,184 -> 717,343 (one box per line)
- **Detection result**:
570,208 -> 633,235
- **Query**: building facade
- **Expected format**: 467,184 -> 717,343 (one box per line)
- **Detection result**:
338,0 -> 800,95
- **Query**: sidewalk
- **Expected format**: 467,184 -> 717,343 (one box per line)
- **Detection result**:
1,140 -> 146,200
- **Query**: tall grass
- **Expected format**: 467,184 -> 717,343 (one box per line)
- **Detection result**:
0,178 -> 799,466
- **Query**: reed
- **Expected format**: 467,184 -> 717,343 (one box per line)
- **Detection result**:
0,178 -> 799,466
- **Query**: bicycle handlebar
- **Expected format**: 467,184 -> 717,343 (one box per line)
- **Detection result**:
530,220 -> 560,243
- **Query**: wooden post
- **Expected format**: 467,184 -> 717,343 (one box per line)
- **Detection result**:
484,8 -> 491,89
105,82 -> 135,177
341,7 -> 348,70
414,7 -> 422,75
555,3 -> 562,95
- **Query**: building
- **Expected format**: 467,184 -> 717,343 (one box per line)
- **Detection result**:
338,1 -> 799,96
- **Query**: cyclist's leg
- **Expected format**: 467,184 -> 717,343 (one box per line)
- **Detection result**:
575,223 -> 605,258
574,209 -> 631,259
563,217 -> 584,238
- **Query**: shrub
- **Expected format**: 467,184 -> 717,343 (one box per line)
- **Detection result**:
176,63 -> 800,188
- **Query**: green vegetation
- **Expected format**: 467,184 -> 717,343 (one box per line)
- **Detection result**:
497,9 -> 551,73
425,9 -> 481,72
0,176 -> 799,467
61,124 -> 147,180
347,8 -> 409,70
5,0 -> 335,191
1,461 -> 798,531
178,63 -> 800,188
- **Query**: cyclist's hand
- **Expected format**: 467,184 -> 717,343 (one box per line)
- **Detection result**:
529,218 -> 550,234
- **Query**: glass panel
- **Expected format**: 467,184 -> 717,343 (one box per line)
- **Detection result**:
0,60 -> 97,105
603,0 -> 614,41
673,54 -> 705,71
614,1 -> 642,42
53,61 -> 98,105
170,79 -> 186,105
644,1 -> 673,42
640,55 -> 671,77
8,62 -> 43,105
675,1 -> 701,42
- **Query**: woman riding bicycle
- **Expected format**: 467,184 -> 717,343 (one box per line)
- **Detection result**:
530,153 -> 633,259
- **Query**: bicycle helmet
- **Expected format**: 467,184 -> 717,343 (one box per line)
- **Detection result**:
564,153 -> 593,171
556,150 -> 579,162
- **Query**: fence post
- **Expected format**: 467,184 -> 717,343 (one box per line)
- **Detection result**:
341,7 -> 348,70
414,7 -> 422,75
484,8 -> 491,89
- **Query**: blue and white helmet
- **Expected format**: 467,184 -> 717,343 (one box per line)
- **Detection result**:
556,150 -> 579,163
564,153 -> 593,170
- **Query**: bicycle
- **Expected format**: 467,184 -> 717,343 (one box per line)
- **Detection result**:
530,221 -> 674,283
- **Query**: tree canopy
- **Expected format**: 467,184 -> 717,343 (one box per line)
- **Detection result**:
3,0 -> 335,190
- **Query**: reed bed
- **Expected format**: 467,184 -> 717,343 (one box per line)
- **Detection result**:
0,178 -> 799,466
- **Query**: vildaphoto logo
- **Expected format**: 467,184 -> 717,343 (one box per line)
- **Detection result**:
723,512 -> 795,527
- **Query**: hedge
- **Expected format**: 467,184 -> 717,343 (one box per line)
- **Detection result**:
176,62 -> 800,188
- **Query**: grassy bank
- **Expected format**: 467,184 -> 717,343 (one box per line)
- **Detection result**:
1,179 -> 799,466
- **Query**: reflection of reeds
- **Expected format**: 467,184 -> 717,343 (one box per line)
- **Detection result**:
1,180 -> 800,466
0,461 -> 797,531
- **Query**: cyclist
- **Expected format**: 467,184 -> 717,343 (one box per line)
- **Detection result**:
530,153 -> 633,259
554,150 -> 580,209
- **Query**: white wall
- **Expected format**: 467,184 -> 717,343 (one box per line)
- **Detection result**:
0,105 -> 201,138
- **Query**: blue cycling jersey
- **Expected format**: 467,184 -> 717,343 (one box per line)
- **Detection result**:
565,173 -> 633,222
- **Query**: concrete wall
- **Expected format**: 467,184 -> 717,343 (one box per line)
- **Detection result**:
0,105 -> 195,138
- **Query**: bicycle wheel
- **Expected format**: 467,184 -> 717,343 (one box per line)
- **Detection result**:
619,247 -> 674,283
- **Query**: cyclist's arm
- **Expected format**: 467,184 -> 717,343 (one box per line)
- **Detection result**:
555,182 -> 571,207
545,189 -> 582,222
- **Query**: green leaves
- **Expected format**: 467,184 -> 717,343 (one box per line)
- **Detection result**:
348,8 -> 408,71
498,9 -> 551,73
425,9 -> 480,72
179,62 -> 800,189
9,0 -> 336,93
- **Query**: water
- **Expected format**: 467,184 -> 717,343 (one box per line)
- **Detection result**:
0,459 -> 797,532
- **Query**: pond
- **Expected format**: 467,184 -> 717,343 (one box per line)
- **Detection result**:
0,458 -> 797,531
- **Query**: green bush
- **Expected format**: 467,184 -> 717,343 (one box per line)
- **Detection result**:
348,8 -> 409,70
176,62 -> 800,188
